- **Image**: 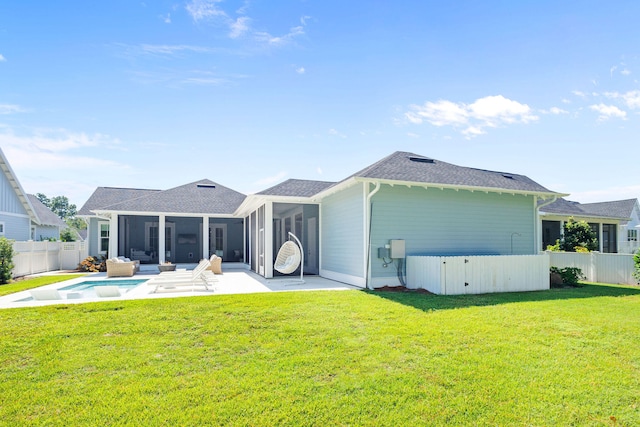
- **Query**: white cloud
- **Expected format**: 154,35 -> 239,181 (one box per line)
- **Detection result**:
589,103 -> 627,121
572,90 -> 588,98
316,167 -> 323,175
229,16 -> 250,39
540,107 -> 569,115
405,95 -> 537,138
569,185 -> 640,204
255,25 -> 305,46
621,90 -> 640,109
610,66 -> 617,77
186,0 -> 226,22
621,68 -> 631,76
0,54 -> 5,62
162,13 -> 171,24
407,132 -> 419,138
0,104 -> 25,114
295,66 -> 305,74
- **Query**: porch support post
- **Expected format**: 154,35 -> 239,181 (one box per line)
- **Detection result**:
265,201 -> 273,278
159,215 -> 166,264
598,222 -> 603,252
108,214 -> 118,258
202,216 -> 210,260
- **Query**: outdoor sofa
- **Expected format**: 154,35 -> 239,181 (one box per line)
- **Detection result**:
106,257 -> 140,278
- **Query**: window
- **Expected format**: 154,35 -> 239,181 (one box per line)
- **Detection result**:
628,229 -> 638,242
99,222 -> 110,255
0,222 -> 4,236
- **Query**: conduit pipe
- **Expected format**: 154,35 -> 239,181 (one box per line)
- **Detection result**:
364,181 -> 381,290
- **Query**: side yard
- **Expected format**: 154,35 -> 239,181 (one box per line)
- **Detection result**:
0,284 -> 639,426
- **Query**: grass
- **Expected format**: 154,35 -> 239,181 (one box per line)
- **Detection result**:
0,274 -> 86,297
0,283 -> 639,426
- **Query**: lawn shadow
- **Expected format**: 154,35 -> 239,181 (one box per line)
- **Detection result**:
366,282 -> 640,313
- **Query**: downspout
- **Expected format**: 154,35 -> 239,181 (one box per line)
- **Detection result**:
365,181 -> 381,289
536,195 -> 558,253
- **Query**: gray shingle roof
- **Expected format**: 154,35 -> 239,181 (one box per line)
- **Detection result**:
540,198 -> 633,220
257,179 -> 336,197
27,194 -> 67,227
78,187 -> 161,216
337,151 -> 556,194
580,199 -> 637,220
90,179 -> 246,215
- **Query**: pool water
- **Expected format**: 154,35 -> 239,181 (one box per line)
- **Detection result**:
59,279 -> 148,292
17,279 -> 149,302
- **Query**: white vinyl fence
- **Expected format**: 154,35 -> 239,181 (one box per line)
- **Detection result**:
547,251 -> 636,285
406,254 -> 550,295
11,241 -> 89,278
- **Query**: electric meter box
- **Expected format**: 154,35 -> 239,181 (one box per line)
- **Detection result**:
390,240 -> 405,258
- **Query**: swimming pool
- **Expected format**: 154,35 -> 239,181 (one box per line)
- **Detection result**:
18,279 -> 149,302
58,279 -> 148,292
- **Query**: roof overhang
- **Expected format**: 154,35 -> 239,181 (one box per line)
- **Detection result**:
91,209 -> 239,219
312,177 -> 566,200
539,212 -> 628,223
234,194 -> 320,217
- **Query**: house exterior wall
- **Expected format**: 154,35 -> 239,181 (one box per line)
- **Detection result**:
0,171 -> 31,240
33,224 -> 60,241
620,202 -> 640,254
320,183 -> 365,286
368,185 -> 536,287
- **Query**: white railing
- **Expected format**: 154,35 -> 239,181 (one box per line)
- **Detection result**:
11,241 -> 89,278
547,251 -> 636,285
407,254 -> 550,295
618,241 -> 640,255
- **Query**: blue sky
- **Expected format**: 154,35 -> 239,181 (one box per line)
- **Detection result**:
1,1 -> 639,207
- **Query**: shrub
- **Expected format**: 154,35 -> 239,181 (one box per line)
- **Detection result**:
634,249 -> 640,284
0,237 -> 15,284
561,217 -> 598,252
78,256 -> 106,272
546,239 -> 561,251
550,266 -> 585,287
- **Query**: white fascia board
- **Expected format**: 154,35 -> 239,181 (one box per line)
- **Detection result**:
234,195 -> 319,217
352,177 -> 568,199
539,213 -> 625,223
310,178 -> 359,201
91,210 -> 239,218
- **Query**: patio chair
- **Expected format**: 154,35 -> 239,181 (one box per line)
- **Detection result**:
209,254 -> 223,274
95,286 -> 121,297
274,232 -> 305,284
30,288 -> 63,301
151,259 -> 217,293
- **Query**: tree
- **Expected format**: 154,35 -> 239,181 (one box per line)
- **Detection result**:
561,217 -> 598,252
36,193 -> 77,219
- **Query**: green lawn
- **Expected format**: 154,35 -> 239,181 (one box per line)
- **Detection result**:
1,283 -> 639,426
0,274 -> 86,297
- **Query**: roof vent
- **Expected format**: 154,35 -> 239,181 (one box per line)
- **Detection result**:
408,156 -> 435,164
501,174 -> 514,179
197,184 -> 216,188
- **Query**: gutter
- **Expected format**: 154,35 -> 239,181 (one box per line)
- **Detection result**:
364,181 -> 381,290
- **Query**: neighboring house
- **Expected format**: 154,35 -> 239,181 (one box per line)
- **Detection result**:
27,194 -> 68,241
538,198 -> 635,253
0,147 -> 67,241
80,151 -> 564,289
0,147 -> 36,240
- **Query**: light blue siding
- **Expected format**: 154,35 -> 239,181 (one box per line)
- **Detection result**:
0,166 -> 31,240
369,185 -> 536,281
320,183 -> 365,279
34,225 -> 60,241
0,213 -> 30,240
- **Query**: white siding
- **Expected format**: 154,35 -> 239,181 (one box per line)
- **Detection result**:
369,185 -> 536,284
0,171 -> 28,215
320,183 -> 365,284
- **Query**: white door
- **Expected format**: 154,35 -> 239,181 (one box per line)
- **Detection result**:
307,218 -> 318,274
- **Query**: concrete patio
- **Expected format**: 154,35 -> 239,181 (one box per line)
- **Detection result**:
0,263 -> 360,309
